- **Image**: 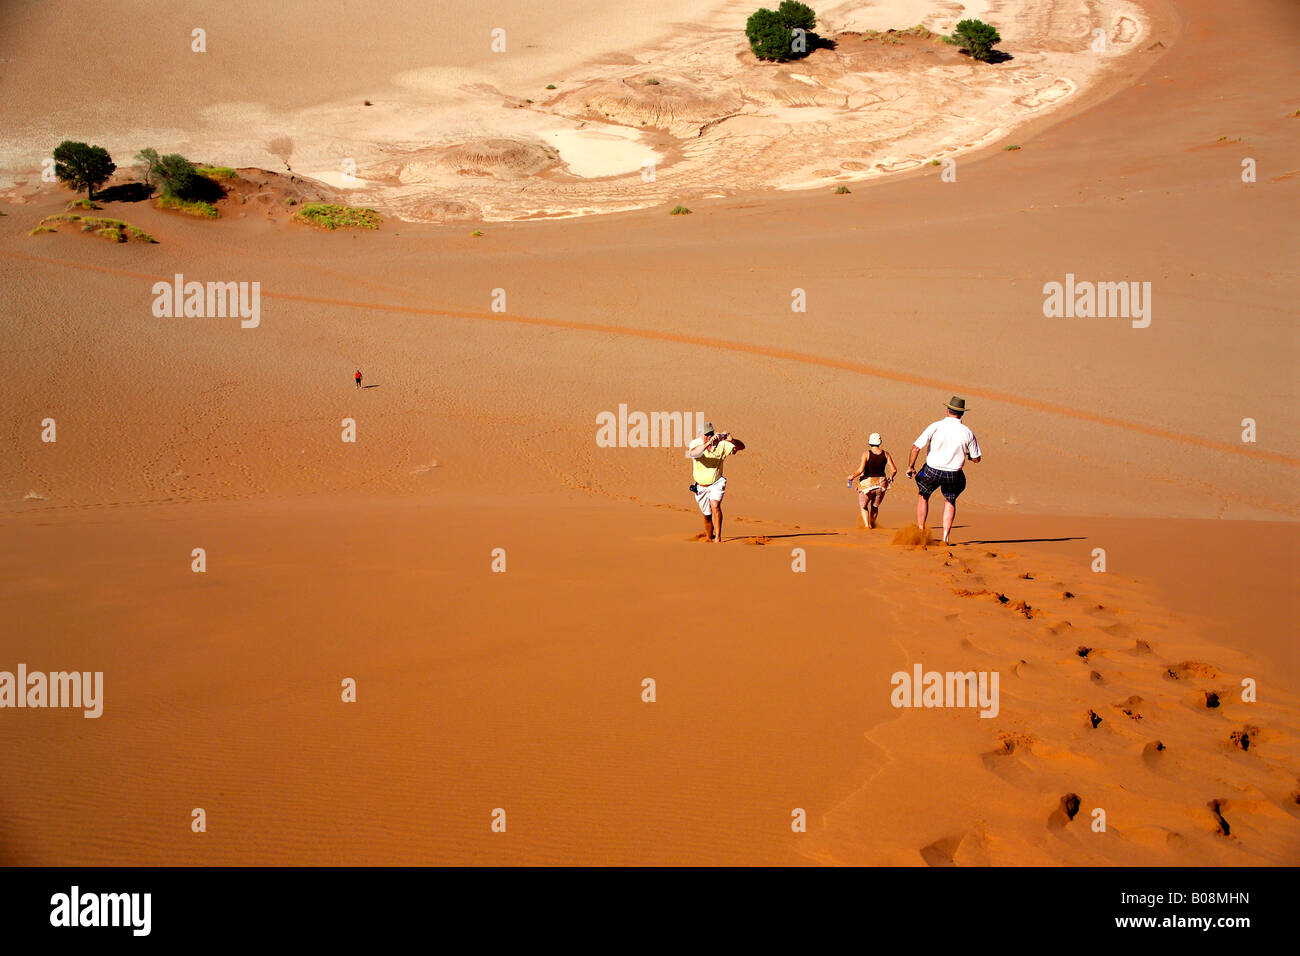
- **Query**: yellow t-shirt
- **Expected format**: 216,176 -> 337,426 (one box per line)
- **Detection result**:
690,438 -> 735,486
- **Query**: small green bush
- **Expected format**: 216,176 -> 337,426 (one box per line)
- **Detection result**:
33,213 -> 154,242
949,19 -> 1002,62
834,184 -> 850,194
66,198 -> 99,210
157,194 -> 220,218
669,204 -> 692,215
293,203 -> 382,230
196,165 -> 237,180
746,2 -> 817,61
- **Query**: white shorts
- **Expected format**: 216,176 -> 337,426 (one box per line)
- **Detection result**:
694,476 -> 726,514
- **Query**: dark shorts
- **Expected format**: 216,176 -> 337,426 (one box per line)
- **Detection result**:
915,465 -> 966,503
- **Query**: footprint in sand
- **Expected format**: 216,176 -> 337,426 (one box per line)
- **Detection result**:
1112,695 -> 1145,720
1207,799 -> 1231,836
981,733 -> 1037,785
1229,727 -> 1258,752
919,834 -> 962,866
1166,660 -> 1219,680
1048,793 -> 1082,829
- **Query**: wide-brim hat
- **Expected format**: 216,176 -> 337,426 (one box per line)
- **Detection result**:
946,396 -> 967,413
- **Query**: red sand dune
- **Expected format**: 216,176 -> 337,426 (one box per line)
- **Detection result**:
0,0 -> 1296,865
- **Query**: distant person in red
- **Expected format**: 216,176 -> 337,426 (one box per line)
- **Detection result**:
355,369 -> 362,389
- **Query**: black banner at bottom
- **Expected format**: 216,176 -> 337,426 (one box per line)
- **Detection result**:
0,866 -> 1284,943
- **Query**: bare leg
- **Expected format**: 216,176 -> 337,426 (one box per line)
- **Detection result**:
860,508 -> 871,529
702,512 -> 714,541
942,500 -> 956,545
711,501 -> 724,542
916,494 -> 929,531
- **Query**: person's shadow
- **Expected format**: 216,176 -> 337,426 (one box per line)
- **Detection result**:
362,384 -> 380,389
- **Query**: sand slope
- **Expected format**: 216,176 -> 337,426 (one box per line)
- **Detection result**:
0,0 -> 1296,865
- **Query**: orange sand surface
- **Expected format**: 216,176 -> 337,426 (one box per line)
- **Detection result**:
0,0 -> 1296,865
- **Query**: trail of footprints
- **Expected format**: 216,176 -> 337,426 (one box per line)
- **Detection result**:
919,543 -> 1298,862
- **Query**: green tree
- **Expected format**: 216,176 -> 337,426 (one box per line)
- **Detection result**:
135,147 -> 161,186
746,2 -> 818,61
52,141 -> 116,199
154,153 -> 198,198
777,1 -> 816,32
950,19 -> 1002,62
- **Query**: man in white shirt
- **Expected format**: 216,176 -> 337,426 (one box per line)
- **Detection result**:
905,396 -> 982,546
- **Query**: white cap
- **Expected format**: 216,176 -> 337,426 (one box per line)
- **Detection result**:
868,433 -> 882,446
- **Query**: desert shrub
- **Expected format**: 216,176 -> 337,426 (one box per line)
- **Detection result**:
32,213 -> 154,242
293,203 -> 382,230
949,19 -> 1002,62
157,194 -> 220,217
669,204 -> 692,215
746,2 -> 817,61
138,148 -> 225,215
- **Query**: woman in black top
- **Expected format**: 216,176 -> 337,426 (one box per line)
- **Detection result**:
847,432 -> 897,529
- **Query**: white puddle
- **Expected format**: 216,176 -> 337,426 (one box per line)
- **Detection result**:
543,127 -> 662,179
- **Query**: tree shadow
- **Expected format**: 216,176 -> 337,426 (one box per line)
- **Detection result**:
180,175 -> 226,203
967,50 -> 1013,65
96,181 -> 155,203
807,33 -> 837,53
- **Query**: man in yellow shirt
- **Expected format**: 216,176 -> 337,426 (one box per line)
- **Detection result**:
686,421 -> 746,543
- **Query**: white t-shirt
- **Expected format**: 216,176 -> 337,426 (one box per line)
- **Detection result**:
913,418 -> 981,471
